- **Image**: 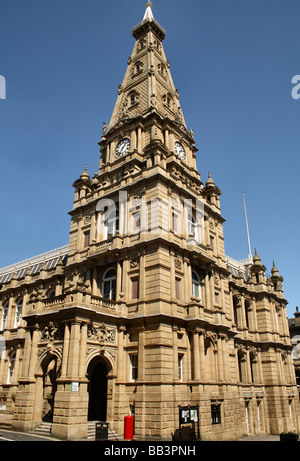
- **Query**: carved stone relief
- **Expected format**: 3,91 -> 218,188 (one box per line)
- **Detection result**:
87,324 -> 117,345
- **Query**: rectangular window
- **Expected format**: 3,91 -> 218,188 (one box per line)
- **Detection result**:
211,404 -> 221,425
83,230 -> 90,248
210,235 -> 214,250
214,291 -> 219,305
175,277 -> 181,300
1,307 -> 8,331
178,354 -> 184,381
130,354 -> 138,382
172,212 -> 180,234
131,277 -> 139,300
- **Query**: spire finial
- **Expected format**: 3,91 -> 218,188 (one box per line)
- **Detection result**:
143,1 -> 154,20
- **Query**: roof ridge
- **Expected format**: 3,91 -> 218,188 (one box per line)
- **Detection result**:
0,244 -> 69,275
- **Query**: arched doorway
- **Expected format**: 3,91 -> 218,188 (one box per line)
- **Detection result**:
42,355 -> 59,422
87,357 -> 108,421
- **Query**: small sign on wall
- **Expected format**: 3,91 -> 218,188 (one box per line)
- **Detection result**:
71,382 -> 79,392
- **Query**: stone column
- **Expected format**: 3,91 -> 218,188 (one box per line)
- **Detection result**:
0,348 -> 7,383
137,126 -> 142,153
257,348 -> 263,384
13,345 -> 22,384
78,323 -> 88,378
193,330 -> 200,381
67,321 -> 81,379
19,328 -> 32,379
117,326 -> 126,382
116,260 -> 123,301
222,335 -> 229,382
90,211 -> 96,243
204,272 -> 212,311
217,335 -> 224,382
184,258 -> 192,304
240,296 -> 247,330
121,257 -> 129,302
60,322 -> 70,378
172,326 -> 179,381
165,128 -> 170,149
131,129 -> 137,150
139,251 -> 145,300
137,326 -> 145,381
199,330 -> 205,381
28,324 -> 40,378
170,251 -> 176,299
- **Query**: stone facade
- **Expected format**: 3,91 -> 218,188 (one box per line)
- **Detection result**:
0,4 -> 299,441
289,308 -> 300,402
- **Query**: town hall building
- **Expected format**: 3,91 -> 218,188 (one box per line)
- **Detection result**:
0,3 -> 299,441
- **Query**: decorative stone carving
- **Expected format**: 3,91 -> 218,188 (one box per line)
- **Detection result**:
40,322 -> 64,342
214,275 -> 220,286
131,196 -> 142,207
130,258 -> 139,269
174,258 -> 182,270
88,324 -> 117,345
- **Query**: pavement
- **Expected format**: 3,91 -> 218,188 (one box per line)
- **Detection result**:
237,435 -> 280,441
0,413 -> 295,443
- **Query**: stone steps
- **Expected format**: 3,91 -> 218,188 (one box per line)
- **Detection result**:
33,421 -> 121,440
33,421 -> 52,436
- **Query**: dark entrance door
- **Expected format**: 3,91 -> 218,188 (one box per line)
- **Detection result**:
88,359 -> 108,421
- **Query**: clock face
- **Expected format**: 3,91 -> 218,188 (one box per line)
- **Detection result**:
175,141 -> 186,160
116,138 -> 130,157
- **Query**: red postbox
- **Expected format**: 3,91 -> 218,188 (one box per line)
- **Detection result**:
124,415 -> 134,440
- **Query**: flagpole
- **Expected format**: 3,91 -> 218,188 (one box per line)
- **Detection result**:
243,192 -> 252,260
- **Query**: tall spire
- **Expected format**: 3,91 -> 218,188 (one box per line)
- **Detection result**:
107,4 -> 186,131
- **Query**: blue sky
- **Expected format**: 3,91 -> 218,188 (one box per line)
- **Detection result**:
0,0 -> 299,318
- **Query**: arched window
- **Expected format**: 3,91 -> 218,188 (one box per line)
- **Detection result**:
233,296 -> 239,328
192,271 -> 201,299
47,290 -> 55,299
237,350 -> 244,382
14,298 -> 23,328
1,302 -> 8,331
102,268 -> 117,301
128,90 -> 139,107
244,299 -> 251,330
138,39 -> 146,51
7,352 -> 16,384
249,351 -> 257,384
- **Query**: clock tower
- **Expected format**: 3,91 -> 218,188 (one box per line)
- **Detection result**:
67,2 -> 228,440
97,0 -> 199,177
6,2 -> 298,442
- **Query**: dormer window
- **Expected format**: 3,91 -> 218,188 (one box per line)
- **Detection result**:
132,61 -> 143,78
163,93 -> 173,110
128,90 -> 139,107
135,61 -> 142,73
154,40 -> 161,53
158,63 -> 166,77
138,39 -> 146,51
